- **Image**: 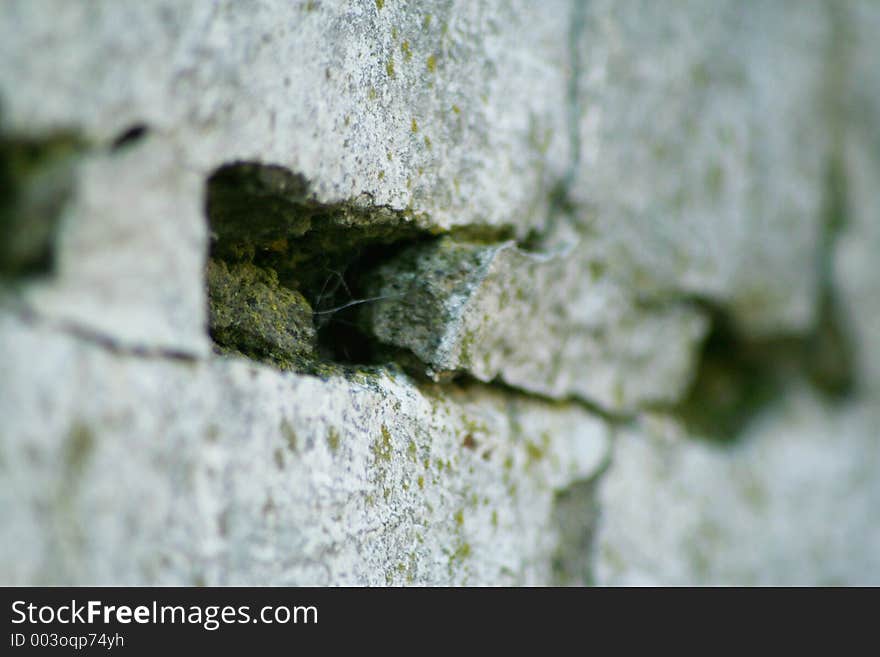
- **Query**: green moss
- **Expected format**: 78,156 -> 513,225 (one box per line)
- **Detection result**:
411,118 -> 419,133
206,164 -> 314,252
422,14 -> 432,29
426,54 -> 437,73
457,329 -> 478,368
207,259 -> 318,367
386,57 -> 396,79
454,509 -> 464,527
401,40 -> 412,60
280,419 -> 298,452
461,417 -> 488,435
525,441 -> 544,464
671,303 -> 851,442
372,424 -> 394,463
407,439 -> 418,461
327,427 -> 341,453
205,161 -> 436,369
525,433 -> 551,467
375,0 -> 384,9
417,475 -> 425,489
64,421 -> 95,477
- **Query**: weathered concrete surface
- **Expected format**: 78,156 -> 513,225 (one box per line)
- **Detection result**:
596,393 -> 880,585
0,314 -> 609,585
0,0 -> 576,355
0,0 -> 845,353
10,140 -> 209,355
1,0 -> 879,586
572,0 -> 833,336
0,0 -> 573,231
366,237 -> 708,412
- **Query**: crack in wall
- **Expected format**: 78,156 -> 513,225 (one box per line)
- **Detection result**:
7,305 -> 199,363
442,375 -> 636,429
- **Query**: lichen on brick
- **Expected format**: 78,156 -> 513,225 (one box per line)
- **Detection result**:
206,258 -> 317,366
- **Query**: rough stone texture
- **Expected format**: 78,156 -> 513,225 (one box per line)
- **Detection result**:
0,0 -> 573,228
596,393 -> 880,585
7,140 -> 209,355
572,0 -> 832,336
0,314 -> 608,585
1,0 -> 879,585
366,237 -> 708,412
0,0 -> 577,355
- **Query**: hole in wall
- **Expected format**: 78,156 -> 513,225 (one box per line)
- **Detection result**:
674,296 -> 855,442
0,132 -> 81,279
110,123 -> 149,150
203,161 -> 434,369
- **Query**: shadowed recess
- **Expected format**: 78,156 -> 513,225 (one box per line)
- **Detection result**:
204,161 -> 435,367
0,132 -> 82,279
